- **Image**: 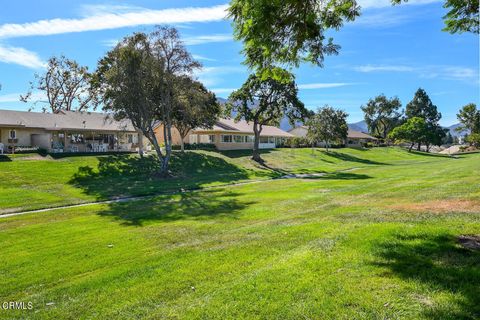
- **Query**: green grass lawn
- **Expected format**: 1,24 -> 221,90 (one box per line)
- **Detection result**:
0,148 -> 479,319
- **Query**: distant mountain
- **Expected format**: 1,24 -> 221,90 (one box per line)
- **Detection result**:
446,123 -> 469,137
348,120 -> 368,133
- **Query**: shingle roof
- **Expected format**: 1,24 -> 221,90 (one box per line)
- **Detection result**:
0,109 -> 137,132
347,129 -> 377,140
193,118 -> 294,137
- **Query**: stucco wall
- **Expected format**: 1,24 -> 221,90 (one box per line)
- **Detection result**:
0,128 -> 49,147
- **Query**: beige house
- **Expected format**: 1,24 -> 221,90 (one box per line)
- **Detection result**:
288,126 -> 378,147
0,109 -> 144,153
155,118 -> 293,151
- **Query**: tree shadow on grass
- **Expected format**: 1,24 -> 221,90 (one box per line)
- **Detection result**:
304,172 -> 372,180
0,155 -> 12,162
323,151 -> 389,165
98,188 -> 253,226
372,233 -> 480,319
69,152 -> 268,202
220,149 -> 273,159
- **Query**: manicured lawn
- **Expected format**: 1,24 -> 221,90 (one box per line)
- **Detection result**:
0,148 -> 454,213
0,148 -> 479,319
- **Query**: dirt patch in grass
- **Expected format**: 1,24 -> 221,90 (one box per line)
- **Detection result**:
390,199 -> 480,214
458,235 -> 480,250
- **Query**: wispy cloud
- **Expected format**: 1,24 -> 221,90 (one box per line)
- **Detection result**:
0,4 -> 228,39
358,0 -> 441,9
183,34 -> 232,45
192,54 -> 217,62
355,65 -> 415,72
0,91 -> 46,103
0,45 -> 45,69
298,83 -> 352,89
354,64 -> 479,82
196,66 -> 246,87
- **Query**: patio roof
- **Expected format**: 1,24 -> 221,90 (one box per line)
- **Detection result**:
0,109 -> 137,132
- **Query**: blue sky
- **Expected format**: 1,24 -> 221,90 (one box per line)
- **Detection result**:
0,0 -> 478,125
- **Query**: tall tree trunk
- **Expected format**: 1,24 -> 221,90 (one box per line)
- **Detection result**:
417,143 -> 421,151
409,142 -> 414,152
325,140 -> 329,152
252,121 -> 262,162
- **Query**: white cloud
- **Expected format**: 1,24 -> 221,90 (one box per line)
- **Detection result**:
354,64 -> 479,82
195,66 -> 246,86
210,88 -> 236,94
0,45 -> 45,69
355,65 -> 415,72
183,34 -> 232,45
192,54 -> 217,62
0,4 -> 228,39
0,92 -> 46,103
358,0 -> 441,9
298,83 -> 351,89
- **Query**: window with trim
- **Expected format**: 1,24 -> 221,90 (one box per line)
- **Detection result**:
246,136 -> 254,143
127,134 -> 133,143
269,137 -> 275,144
221,135 -> 232,143
259,136 -> 269,143
9,130 -> 16,139
209,135 -> 215,143
233,135 -> 245,143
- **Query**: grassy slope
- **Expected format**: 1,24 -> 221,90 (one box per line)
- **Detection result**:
0,148 -> 451,213
0,149 -> 479,319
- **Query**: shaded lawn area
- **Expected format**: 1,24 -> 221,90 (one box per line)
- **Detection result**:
0,147 -> 456,213
0,152 -> 479,319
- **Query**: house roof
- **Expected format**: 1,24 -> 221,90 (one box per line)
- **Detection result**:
289,126 -> 377,140
192,118 -> 294,137
0,109 -> 137,132
347,129 -> 377,140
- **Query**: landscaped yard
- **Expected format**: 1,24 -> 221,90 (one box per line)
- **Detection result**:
0,148 -> 479,319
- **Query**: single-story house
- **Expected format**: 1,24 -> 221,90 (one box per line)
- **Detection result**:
0,109 -> 144,153
154,118 -> 293,150
288,126 -> 378,147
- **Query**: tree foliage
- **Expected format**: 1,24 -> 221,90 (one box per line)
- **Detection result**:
172,76 -> 221,152
94,26 -> 201,176
405,88 -> 445,151
228,0 -> 360,70
306,106 -> 348,152
389,117 -> 429,151
93,33 -> 165,166
227,68 -> 307,162
457,103 -> 480,134
361,94 -> 403,140
21,55 -> 97,113
392,0 -> 479,34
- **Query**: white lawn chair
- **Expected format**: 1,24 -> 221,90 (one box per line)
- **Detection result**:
0,143 -> 4,155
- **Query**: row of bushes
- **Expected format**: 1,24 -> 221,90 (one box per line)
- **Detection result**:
171,143 -> 217,151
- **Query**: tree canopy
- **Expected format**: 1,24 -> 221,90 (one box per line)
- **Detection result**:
172,76 -> 221,152
227,68 -> 307,161
389,117 -> 429,151
457,103 -> 480,134
306,106 -> 348,152
21,55 -> 97,113
228,0 -> 360,70
392,0 -> 479,34
361,95 -> 403,140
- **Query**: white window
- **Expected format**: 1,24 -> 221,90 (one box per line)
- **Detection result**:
260,136 -> 269,143
233,135 -> 245,143
209,135 -> 215,143
246,136 -> 254,143
127,134 -> 133,144
221,135 -> 232,143
269,137 -> 275,144
9,130 -> 16,139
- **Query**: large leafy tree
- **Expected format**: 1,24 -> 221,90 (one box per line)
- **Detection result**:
389,117 -> 429,152
172,76 -> 221,152
361,95 -> 403,140
228,0 -> 360,71
405,88 -> 445,150
306,106 -> 348,152
93,33 -> 166,171
393,0 -> 479,34
21,55 -> 97,113
149,26 -> 201,173
457,103 -> 480,134
227,68 -> 307,162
